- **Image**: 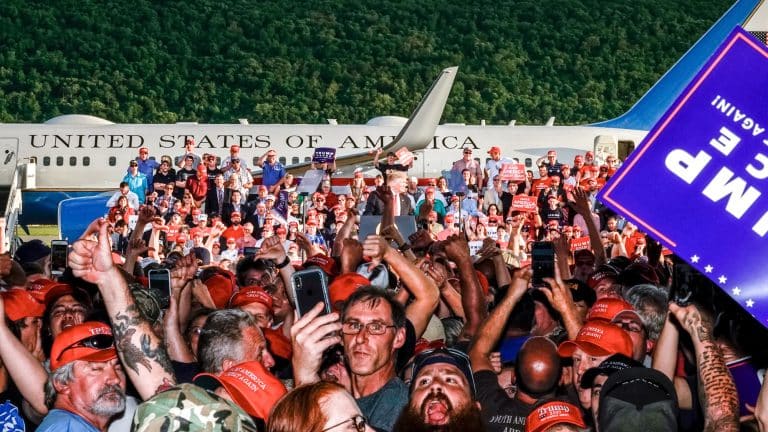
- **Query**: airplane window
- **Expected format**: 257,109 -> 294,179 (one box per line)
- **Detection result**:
69,157 -> 77,166
56,156 -> 63,166
109,156 -> 116,166
252,157 -> 258,166
292,157 -> 299,164
525,158 -> 532,167
149,156 -> 156,161
43,156 -> 50,166
83,157 -> 90,166
279,157 -> 286,165
304,157 -> 311,163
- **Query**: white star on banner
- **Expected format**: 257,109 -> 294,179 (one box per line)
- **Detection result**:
704,265 -> 713,273
718,275 -> 727,284
691,255 -> 700,263
732,287 -> 741,296
746,299 -> 755,308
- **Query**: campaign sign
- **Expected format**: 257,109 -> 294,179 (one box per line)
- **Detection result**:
396,147 -> 414,166
512,195 -> 538,213
312,147 -> 336,164
499,163 -> 526,182
570,236 -> 591,251
598,28 -> 768,325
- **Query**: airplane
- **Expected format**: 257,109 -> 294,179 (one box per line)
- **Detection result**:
1,0 -> 765,227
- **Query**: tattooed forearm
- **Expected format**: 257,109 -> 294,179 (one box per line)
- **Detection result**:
698,341 -> 739,432
112,304 -> 175,378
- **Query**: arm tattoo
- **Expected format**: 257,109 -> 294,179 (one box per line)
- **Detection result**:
698,341 -> 739,432
112,304 -> 175,377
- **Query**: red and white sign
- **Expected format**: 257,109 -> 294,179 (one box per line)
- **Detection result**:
499,163 -> 526,182
512,195 -> 538,213
570,236 -> 591,251
396,148 -> 414,166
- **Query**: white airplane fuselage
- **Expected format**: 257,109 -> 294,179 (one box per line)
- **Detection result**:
2,120 -> 646,191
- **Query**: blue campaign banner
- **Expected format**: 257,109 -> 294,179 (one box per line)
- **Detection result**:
598,28 -> 768,325
312,147 -> 336,164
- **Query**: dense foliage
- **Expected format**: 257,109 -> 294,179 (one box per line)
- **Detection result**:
0,0 -> 731,125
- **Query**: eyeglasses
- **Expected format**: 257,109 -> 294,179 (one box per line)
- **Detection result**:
323,415 -> 367,432
56,334 -> 114,361
341,320 -> 397,336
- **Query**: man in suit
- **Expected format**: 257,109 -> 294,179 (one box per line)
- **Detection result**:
363,170 -> 414,216
221,190 -> 244,226
205,173 -> 227,217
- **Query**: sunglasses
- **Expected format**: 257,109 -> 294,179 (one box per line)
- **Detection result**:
56,334 -> 114,361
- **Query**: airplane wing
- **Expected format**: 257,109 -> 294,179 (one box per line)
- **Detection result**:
284,66 -> 458,176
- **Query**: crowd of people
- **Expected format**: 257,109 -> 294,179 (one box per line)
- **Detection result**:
0,140 -> 767,432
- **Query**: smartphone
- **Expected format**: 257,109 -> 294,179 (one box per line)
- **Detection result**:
531,241 -> 555,286
244,246 -> 259,257
148,268 -> 171,309
51,240 -> 69,277
670,256 -> 702,306
291,268 -> 331,318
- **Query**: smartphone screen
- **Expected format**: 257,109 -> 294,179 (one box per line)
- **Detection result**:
291,268 -> 330,318
244,246 -> 259,257
531,241 -> 555,286
51,240 -> 69,277
148,269 -> 171,309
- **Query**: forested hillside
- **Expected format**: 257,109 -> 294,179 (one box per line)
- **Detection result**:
0,0 -> 732,125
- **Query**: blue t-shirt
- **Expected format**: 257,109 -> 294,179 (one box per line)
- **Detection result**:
262,162 -> 286,187
37,409 -> 99,432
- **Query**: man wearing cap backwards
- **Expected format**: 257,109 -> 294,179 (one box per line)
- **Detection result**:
557,320 -> 633,411
257,149 -> 287,194
393,348 -> 485,431
37,322 -> 126,432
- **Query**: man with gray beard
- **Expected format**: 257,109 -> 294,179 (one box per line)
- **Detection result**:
37,321 -> 126,431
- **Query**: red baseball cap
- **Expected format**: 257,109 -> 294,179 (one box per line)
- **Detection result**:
263,327 -> 292,360
230,145 -> 240,152
50,322 -> 117,371
230,211 -> 241,218
1,289 -> 45,321
229,286 -> 273,310
194,361 -> 287,421
526,400 -> 586,432
204,274 -> 236,309
328,273 -> 370,311
28,278 -> 75,306
587,298 -> 639,322
487,146 -> 501,154
303,254 -> 337,277
557,320 -> 633,358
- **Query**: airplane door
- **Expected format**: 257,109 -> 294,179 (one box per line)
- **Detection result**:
0,138 -> 19,185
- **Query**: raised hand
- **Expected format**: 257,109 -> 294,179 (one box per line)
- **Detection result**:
69,218 -> 116,285
256,235 -> 287,262
290,303 -> 342,386
362,235 -> 390,271
442,234 -> 470,262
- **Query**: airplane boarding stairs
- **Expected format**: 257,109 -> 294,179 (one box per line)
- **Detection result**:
2,163 -> 25,254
